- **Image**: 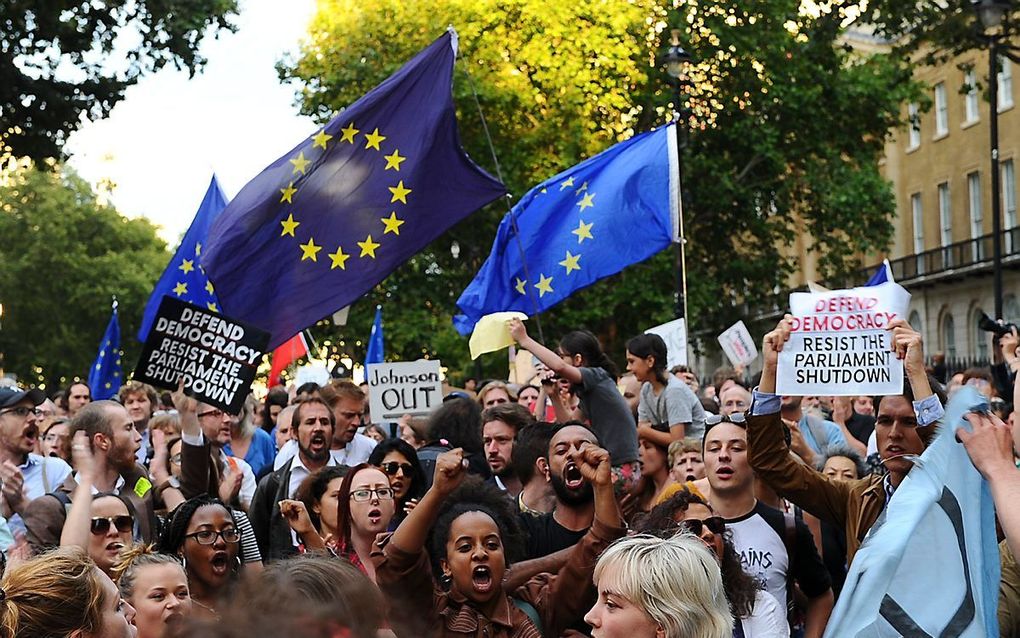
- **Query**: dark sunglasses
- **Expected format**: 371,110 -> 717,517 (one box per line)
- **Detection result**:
90,515 -> 134,536
380,461 -> 413,477
678,516 -> 725,536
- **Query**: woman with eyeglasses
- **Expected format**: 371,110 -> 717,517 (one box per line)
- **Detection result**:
637,490 -> 789,637
330,463 -> 396,582
157,495 -> 243,619
368,438 -> 426,529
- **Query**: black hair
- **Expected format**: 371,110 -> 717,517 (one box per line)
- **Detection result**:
295,466 -> 350,531
880,373 -> 947,447
428,477 -> 525,576
542,420 -> 597,461
425,397 -> 483,454
367,438 -> 427,506
157,495 -> 237,556
559,330 -> 619,379
294,382 -> 321,397
510,422 -> 557,484
261,388 -> 289,431
626,333 -> 669,385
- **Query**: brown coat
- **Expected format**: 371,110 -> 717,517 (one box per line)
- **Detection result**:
374,518 -> 625,638
747,410 -> 887,565
23,463 -> 159,554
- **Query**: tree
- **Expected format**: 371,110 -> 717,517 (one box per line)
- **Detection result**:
281,0 -> 922,379
1,0 -> 237,162
0,164 -> 170,389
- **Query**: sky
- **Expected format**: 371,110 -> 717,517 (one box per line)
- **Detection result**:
66,0 -> 318,245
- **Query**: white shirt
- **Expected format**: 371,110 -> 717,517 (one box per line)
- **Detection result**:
741,590 -> 790,637
286,453 -> 338,499
273,433 -> 377,470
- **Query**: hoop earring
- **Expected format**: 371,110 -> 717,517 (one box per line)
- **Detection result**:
180,556 -> 187,573
234,556 -> 242,573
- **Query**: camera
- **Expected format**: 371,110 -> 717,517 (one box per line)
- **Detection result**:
977,311 -> 1019,338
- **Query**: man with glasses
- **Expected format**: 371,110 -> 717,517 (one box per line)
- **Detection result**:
250,397 -> 338,560
0,387 -> 72,525
703,411 -> 834,638
24,399 -> 159,553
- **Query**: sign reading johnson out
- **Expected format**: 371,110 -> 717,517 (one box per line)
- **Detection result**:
366,360 -> 444,422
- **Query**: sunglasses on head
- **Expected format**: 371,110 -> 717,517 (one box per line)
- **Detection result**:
90,515 -> 133,536
678,516 -> 725,536
705,413 -> 747,427
380,461 -> 413,477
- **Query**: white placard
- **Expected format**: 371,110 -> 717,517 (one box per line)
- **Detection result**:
776,281 -> 911,396
294,362 -> 330,388
645,318 -> 688,368
366,360 -> 443,422
718,320 -> 758,367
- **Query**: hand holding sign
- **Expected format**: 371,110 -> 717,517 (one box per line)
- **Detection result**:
759,315 -> 793,394
887,318 -> 925,377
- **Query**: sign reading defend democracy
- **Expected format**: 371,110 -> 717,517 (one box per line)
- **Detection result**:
133,297 -> 270,413
776,281 -> 910,396
367,360 -> 443,422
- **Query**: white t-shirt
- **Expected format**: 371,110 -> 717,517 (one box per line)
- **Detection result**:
273,433 -> 377,470
741,589 -> 790,637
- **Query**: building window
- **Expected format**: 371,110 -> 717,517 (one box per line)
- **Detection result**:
1005,159 -> 1017,252
908,102 -> 921,149
935,83 -> 949,136
909,310 -> 923,334
969,171 -> 983,260
911,192 -> 924,256
1005,295 -> 1020,324
1000,56 -> 1014,110
965,70 -> 980,122
943,313 -> 957,359
973,309 -> 990,360
938,182 -> 952,247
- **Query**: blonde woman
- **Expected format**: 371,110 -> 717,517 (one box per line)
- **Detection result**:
585,533 -> 733,638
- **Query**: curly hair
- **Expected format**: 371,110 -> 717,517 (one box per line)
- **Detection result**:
428,476 -> 525,576
157,495 -> 237,556
425,397 -> 483,454
636,490 -> 758,619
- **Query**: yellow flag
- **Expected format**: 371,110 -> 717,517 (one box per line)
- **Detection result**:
469,312 -> 528,360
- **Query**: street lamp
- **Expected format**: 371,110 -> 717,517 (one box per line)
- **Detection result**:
972,0 -> 1013,318
663,28 -> 693,326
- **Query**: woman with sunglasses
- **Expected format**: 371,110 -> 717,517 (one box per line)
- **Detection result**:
638,490 -> 789,637
331,463 -> 396,582
157,495 -> 243,619
368,438 -> 426,528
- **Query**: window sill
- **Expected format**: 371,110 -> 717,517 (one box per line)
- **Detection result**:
999,102 -> 1015,114
906,143 -> 920,154
933,131 -> 949,142
962,118 -> 980,130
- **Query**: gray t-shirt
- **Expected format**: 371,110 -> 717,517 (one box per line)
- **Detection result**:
637,376 -> 705,440
577,367 -> 639,465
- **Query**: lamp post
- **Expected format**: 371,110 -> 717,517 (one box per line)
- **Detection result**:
663,29 -> 693,326
973,0 -> 1012,319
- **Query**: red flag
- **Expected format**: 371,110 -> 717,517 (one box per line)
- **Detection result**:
268,333 -> 309,388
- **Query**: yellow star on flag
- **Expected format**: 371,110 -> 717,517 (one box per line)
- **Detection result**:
389,181 -> 412,204
358,235 -> 381,258
575,181 -> 588,195
364,128 -> 386,151
383,149 -> 406,171
340,122 -> 359,144
572,220 -> 594,243
105,382 -> 112,389
207,302 -> 219,312
205,280 -> 215,294
173,282 -> 188,296
290,152 -> 311,175
179,259 -> 195,274
328,246 -> 351,270
195,243 -> 202,256
381,212 -> 405,235
577,192 -> 595,212
280,213 -> 300,237
514,277 -> 527,295
299,238 -> 322,262
280,182 -> 297,204
534,274 -> 554,297
311,129 -> 333,150
559,251 -> 581,274
559,176 -> 575,191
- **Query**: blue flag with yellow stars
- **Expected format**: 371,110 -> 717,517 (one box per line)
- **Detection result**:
453,123 -> 680,335
88,300 -> 123,400
201,29 -> 506,349
138,175 -> 226,341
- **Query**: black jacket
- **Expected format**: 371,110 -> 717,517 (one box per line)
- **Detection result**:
249,460 -> 298,562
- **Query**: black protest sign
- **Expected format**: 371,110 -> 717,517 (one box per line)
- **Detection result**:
133,297 -> 270,413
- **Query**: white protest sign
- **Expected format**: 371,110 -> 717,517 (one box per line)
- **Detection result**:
294,362 -> 330,388
645,318 -> 688,368
776,281 -> 911,396
718,320 -> 758,367
366,360 -> 443,422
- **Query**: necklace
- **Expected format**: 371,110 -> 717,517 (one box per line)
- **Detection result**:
191,597 -> 218,618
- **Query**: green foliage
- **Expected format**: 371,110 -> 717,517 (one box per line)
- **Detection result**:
281,0 -> 922,379
0,165 -> 170,388
1,0 -> 238,162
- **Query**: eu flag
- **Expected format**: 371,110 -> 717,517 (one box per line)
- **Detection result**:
202,29 -> 506,349
365,306 -> 384,369
454,124 -> 680,335
88,301 -> 122,400
138,175 -> 226,341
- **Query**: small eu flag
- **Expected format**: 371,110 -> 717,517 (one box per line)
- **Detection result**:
138,175 -> 226,341
89,300 -> 123,400
202,29 -> 506,349
453,124 -> 680,335
365,306 -> 384,369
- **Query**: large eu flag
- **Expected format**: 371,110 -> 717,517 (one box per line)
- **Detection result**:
202,29 -> 506,349
453,124 -> 679,335
88,301 -> 122,400
138,175 -> 226,341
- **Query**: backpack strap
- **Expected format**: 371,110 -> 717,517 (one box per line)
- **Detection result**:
511,597 -> 543,635
48,489 -> 73,516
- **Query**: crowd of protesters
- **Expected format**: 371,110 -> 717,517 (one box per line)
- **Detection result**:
0,316 -> 1018,638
